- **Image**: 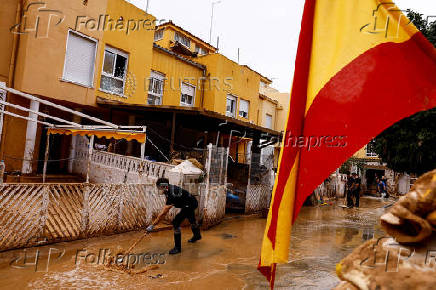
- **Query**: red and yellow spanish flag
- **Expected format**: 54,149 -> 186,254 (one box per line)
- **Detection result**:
259,0 -> 436,287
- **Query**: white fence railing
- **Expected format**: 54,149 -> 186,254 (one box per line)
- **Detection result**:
72,149 -> 175,184
91,150 -> 174,178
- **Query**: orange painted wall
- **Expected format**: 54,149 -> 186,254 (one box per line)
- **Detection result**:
0,0 -> 20,84
1,0 -> 110,172
154,25 -> 216,55
13,0 -> 108,106
95,0 -> 156,105
197,53 -> 262,125
151,48 -> 204,107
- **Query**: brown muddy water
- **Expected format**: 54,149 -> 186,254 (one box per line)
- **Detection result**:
0,197 -> 391,289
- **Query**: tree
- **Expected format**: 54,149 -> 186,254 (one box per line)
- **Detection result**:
373,11 -> 436,175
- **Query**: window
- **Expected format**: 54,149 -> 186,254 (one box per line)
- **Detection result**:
180,83 -> 195,106
265,114 -> 273,129
175,32 -> 191,48
260,81 -> 268,88
62,30 -> 97,87
226,94 -> 237,117
195,44 -> 207,55
100,46 -> 128,96
148,71 -> 165,105
239,99 -> 249,118
366,141 -> 378,157
154,29 -> 164,41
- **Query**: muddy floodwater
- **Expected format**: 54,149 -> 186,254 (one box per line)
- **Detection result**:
0,197 -> 391,289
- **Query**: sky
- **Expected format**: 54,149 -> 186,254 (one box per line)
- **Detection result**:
129,0 -> 436,93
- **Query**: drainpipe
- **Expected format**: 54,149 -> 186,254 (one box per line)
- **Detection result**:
0,0 -> 23,160
200,68 -> 206,109
9,0 -> 23,88
274,105 -> 278,131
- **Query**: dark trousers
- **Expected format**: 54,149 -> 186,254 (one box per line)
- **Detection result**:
173,207 -> 198,229
353,190 -> 360,207
346,190 -> 354,207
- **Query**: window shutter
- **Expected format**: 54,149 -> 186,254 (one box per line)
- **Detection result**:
63,32 -> 96,87
265,114 -> 273,129
240,100 -> 249,113
150,71 -> 165,80
181,83 -> 195,96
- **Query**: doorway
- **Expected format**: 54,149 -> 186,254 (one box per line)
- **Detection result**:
37,129 -> 71,175
365,169 -> 385,195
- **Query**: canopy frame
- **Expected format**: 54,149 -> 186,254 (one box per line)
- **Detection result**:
0,84 -> 147,183
43,126 -> 147,184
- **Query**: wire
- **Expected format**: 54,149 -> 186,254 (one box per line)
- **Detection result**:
146,126 -> 206,152
3,155 -> 78,163
146,136 -> 170,162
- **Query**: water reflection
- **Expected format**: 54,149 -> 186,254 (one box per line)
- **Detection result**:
0,197 -> 390,289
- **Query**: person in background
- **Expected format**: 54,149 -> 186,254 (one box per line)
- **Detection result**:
346,173 -> 355,208
377,177 -> 388,198
351,173 -> 361,208
146,178 -> 201,255
382,176 -> 389,198
376,177 -> 381,195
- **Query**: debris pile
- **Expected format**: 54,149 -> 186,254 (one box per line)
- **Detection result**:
335,169 -> 436,290
380,170 -> 436,243
169,160 -> 203,175
171,158 -> 204,171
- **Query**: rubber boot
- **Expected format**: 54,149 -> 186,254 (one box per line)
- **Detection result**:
169,233 -> 181,255
188,226 -> 202,243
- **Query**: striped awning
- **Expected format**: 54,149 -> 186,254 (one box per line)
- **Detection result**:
47,128 -> 146,143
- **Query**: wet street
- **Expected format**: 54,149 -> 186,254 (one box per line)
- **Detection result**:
0,197 -> 391,289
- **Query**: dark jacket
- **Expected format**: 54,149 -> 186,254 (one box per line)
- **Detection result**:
164,185 -> 198,209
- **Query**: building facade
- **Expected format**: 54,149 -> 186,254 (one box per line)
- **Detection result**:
0,0 -> 289,178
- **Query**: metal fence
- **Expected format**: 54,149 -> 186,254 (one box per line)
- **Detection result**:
202,144 -> 228,229
0,183 -> 162,252
245,147 -> 274,214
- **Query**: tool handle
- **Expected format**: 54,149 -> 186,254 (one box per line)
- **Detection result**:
126,231 -> 149,253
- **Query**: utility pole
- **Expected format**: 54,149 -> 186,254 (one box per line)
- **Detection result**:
209,1 -> 222,43
146,0 -> 150,13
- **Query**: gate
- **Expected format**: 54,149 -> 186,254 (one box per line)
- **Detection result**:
245,146 -> 274,214
201,144 -> 228,229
